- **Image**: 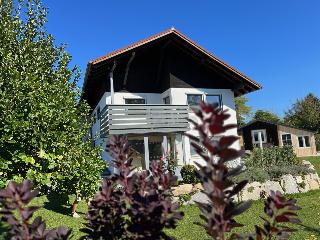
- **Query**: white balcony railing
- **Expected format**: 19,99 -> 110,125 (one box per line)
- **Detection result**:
100,104 -> 189,137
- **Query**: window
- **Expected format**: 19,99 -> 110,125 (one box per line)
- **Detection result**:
282,134 -> 292,146
298,136 -> 311,148
206,95 -> 222,108
305,136 -> 310,147
251,129 -> 267,144
187,94 -> 202,106
125,98 -> 146,104
163,96 -> 170,104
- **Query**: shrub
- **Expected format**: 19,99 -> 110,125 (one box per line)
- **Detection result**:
234,167 -> 270,183
245,146 -> 298,170
178,193 -> 192,205
186,102 -> 301,239
180,164 -> 200,184
81,135 -> 184,240
0,180 -> 71,239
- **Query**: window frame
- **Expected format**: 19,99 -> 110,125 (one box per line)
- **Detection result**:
298,135 -> 311,148
281,133 -> 292,146
251,129 -> 267,144
124,98 -> 146,104
186,94 -> 203,106
163,96 -> 170,104
205,94 -> 223,108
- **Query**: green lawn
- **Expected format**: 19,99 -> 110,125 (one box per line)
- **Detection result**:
1,190 -> 320,239
299,156 -> 320,175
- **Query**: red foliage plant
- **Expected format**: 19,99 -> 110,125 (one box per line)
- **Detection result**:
82,135 -> 184,240
0,180 -> 71,240
186,102 -> 301,240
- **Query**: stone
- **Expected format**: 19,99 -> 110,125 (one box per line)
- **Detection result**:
304,173 -> 320,190
189,192 -> 210,204
240,182 -> 264,201
192,183 -> 203,192
301,160 -> 316,171
172,184 -> 193,196
295,176 -> 310,193
262,180 -> 284,195
280,174 -> 299,194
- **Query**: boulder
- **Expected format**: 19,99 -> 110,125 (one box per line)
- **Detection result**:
295,176 -> 310,193
280,174 -> 299,194
301,160 -> 316,171
240,182 -> 264,201
189,192 -> 210,205
262,180 -> 284,195
172,184 -> 193,196
304,173 -> 320,190
192,183 -> 203,192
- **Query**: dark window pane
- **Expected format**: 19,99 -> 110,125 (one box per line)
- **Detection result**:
187,94 -> 202,106
149,139 -> 163,161
298,136 -> 304,147
163,96 -> 170,104
206,95 -> 221,107
304,136 -> 310,147
125,98 -> 146,104
282,134 -> 292,145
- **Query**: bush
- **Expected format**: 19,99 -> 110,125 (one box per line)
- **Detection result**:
180,165 -> 200,184
245,146 -> 298,170
240,146 -> 313,182
234,167 -> 270,183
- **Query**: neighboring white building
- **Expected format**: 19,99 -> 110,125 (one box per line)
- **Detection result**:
82,28 -> 262,174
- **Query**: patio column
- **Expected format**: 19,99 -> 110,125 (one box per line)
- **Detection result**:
162,135 -> 168,154
144,136 -> 150,170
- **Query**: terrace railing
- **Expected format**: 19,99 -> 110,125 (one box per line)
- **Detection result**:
100,104 -> 189,137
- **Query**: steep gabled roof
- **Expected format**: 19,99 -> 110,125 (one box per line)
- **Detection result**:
82,28 -> 262,97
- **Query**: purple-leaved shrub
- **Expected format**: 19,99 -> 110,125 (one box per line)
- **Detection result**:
186,102 -> 301,240
81,135 -> 184,239
0,180 -> 71,240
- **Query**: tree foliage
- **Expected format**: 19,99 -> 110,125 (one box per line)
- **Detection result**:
0,0 -> 105,198
252,110 -> 281,123
284,93 -> 320,150
235,96 -> 252,127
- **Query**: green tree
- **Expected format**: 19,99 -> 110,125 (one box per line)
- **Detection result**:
253,110 -> 281,123
284,93 -> 320,150
235,96 -> 252,127
0,0 -> 105,199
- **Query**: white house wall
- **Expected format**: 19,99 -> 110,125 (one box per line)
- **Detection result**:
90,88 -> 239,167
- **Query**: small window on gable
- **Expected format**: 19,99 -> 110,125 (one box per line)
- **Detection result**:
281,134 -> 292,146
125,98 -> 146,104
298,136 -> 311,148
187,94 -> 202,106
163,96 -> 170,104
206,95 -> 222,108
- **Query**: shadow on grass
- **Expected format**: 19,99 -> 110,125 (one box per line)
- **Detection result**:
43,193 -> 71,215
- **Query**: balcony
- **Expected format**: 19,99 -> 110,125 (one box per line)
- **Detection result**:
100,104 -> 189,137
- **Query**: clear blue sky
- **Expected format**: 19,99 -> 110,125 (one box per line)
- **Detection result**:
45,0 -> 320,117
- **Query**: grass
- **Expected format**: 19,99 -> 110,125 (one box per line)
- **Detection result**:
1,190 -> 320,239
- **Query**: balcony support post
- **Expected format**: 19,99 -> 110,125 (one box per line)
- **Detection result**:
109,61 -> 117,104
144,136 -> 150,170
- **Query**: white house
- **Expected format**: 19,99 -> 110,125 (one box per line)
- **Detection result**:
81,28 -> 262,174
